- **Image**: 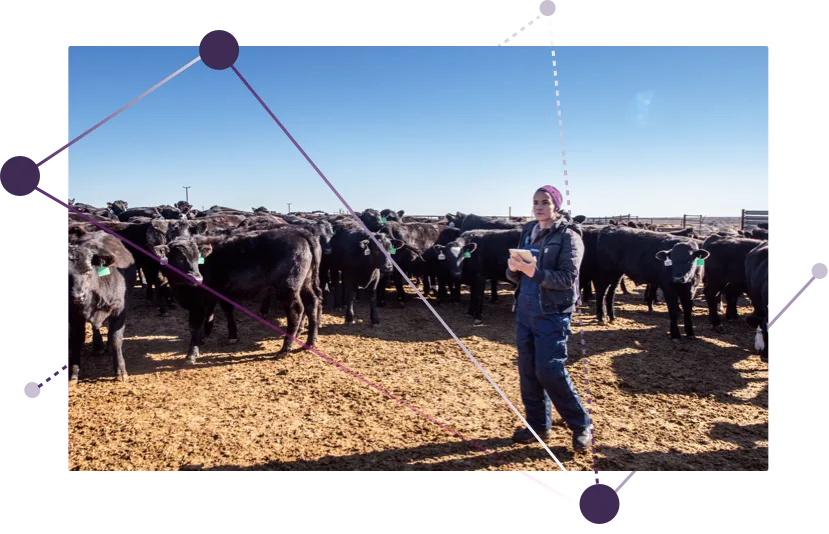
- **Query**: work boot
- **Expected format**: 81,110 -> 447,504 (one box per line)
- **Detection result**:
572,425 -> 593,451
512,427 -> 551,444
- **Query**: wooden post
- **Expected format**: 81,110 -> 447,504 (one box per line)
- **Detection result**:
741,209 -> 746,231
682,214 -> 687,228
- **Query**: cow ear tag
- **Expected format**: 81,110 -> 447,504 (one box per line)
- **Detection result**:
381,217 -> 387,223
664,259 -> 673,266
198,255 -> 205,265
438,253 -> 445,260
364,248 -> 370,256
695,258 -> 705,266
463,251 -> 472,259
390,247 -> 397,255
97,266 -> 111,277
448,222 -> 455,228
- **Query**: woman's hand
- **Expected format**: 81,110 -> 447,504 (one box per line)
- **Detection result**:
508,256 -> 536,277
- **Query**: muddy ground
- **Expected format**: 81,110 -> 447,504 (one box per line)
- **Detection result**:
68,280 -> 768,472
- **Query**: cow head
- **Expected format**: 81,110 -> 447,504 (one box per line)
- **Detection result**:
573,215 -> 586,224
108,200 -> 128,215
433,241 -> 477,279
68,244 -> 115,307
360,209 -> 385,232
358,233 -> 399,274
655,243 -> 710,285
315,219 -> 334,255
156,237 -> 212,287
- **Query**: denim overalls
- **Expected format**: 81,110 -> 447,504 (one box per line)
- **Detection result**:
515,226 -> 591,434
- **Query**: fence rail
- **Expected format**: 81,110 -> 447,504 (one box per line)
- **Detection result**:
741,209 -> 769,230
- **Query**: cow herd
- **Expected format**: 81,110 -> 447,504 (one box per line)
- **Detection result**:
67,198 -> 770,385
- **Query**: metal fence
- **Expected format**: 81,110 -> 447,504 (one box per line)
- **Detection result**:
741,209 -> 769,230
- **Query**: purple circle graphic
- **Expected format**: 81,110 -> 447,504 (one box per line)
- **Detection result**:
579,484 -> 620,524
199,30 -> 239,71
24,382 -> 40,398
812,263 -> 827,280
1,156 -> 40,196
538,0 -> 559,17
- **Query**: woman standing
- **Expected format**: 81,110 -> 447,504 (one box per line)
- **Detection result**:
506,185 -> 592,451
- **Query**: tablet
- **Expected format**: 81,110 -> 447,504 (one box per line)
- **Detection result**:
509,249 -> 535,263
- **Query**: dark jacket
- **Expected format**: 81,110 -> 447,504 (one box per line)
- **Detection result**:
505,218 -> 584,314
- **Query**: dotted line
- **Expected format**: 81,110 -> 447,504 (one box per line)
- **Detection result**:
498,15 -> 542,45
39,365 -> 68,388
550,23 -> 599,483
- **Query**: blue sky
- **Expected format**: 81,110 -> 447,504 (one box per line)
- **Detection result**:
68,46 -> 767,218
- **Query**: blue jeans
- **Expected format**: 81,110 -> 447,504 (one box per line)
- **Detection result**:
515,293 -> 591,433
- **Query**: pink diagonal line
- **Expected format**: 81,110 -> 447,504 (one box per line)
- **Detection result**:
37,56 -> 201,167
230,65 -> 570,474
50,186 -> 570,498
768,276 -> 814,329
615,471 -> 636,493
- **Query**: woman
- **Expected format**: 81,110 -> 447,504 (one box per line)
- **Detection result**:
505,185 -> 592,451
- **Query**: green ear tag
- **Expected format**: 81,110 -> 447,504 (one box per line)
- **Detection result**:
463,251 -> 472,259
198,255 -> 205,264
390,247 -> 397,255
381,217 -> 387,223
97,266 -> 111,277
695,258 -> 705,266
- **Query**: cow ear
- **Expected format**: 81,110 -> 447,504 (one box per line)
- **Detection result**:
397,210 -> 405,218
655,250 -> 670,261
154,245 -> 169,260
391,239 -> 405,249
359,239 -> 369,249
193,221 -> 208,235
573,215 -> 586,224
695,249 -> 710,260
199,243 -> 213,258
93,253 -> 115,267
464,242 -> 478,254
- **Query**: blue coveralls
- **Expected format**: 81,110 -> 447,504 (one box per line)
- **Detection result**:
515,234 -> 591,434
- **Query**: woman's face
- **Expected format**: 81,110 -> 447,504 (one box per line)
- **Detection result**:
533,190 -> 556,222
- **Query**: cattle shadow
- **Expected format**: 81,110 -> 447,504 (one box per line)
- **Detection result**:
179,436 -> 577,471
608,337 -> 767,407
597,442 -> 768,471
708,422 -> 768,449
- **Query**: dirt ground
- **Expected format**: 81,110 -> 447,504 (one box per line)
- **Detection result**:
68,280 -> 768,472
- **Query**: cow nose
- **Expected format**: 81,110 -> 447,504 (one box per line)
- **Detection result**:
71,294 -> 85,305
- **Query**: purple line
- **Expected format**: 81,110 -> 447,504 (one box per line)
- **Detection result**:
37,365 -> 69,388
230,65 -> 569,473
768,276 -> 815,329
36,56 -> 200,167
615,471 -> 637,493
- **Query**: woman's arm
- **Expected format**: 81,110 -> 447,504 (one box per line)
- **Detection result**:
529,230 -> 584,290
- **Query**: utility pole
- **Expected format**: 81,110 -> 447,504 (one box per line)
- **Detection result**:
287,202 -> 292,213
182,186 -> 191,203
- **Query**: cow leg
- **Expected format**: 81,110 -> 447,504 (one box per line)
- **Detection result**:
490,278 -> 499,303
619,276 -> 631,295
664,289 -> 682,341
92,326 -> 105,355
343,273 -> 356,325
301,287 -> 320,348
473,277 -> 485,324
725,285 -> 741,320
69,313 -> 85,383
437,276 -> 447,305
594,277 -> 611,324
278,290 -> 304,354
452,280 -> 462,304
220,301 -> 238,344
679,289 -> 696,339
259,294 -> 273,320
185,306 -> 208,364
422,274 -> 432,297
204,311 -> 215,340
581,277 -> 593,304
370,284 -> 381,326
331,270 -> 343,311
107,312 -> 128,381
605,276 -> 621,323
376,273 -> 387,307
394,270 -> 405,304
705,283 -> 724,331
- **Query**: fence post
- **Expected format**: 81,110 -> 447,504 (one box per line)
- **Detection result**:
740,209 -> 745,231
682,214 -> 686,228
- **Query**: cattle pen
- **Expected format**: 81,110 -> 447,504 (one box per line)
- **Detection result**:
68,202 -> 768,473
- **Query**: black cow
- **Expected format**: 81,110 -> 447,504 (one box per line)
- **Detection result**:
377,221 -> 441,304
117,207 -> 161,222
68,229 -> 136,383
106,200 -> 129,216
701,234 -> 764,331
459,228 -> 521,324
426,237 -> 478,305
322,219 -> 402,325
358,208 -> 386,232
158,227 -> 320,362
380,209 -> 405,222
459,213 -> 521,232
744,241 -> 769,362
594,226 -> 710,341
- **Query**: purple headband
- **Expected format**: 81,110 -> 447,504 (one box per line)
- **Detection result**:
536,185 -> 563,211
